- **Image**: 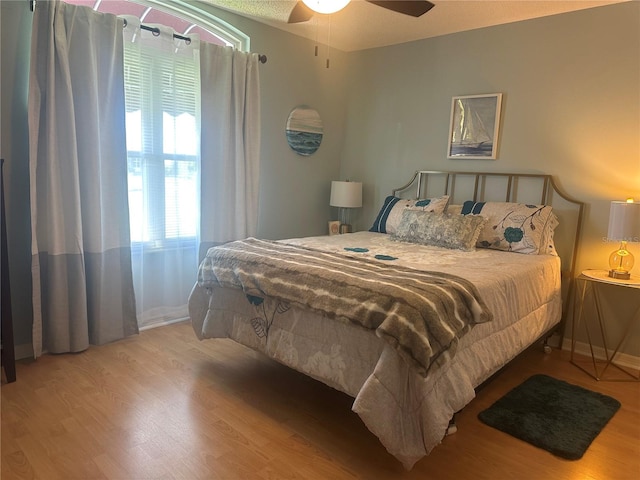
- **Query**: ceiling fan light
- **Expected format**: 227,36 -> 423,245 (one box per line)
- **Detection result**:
302,0 -> 351,15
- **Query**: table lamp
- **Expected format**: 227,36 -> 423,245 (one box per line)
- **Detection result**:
607,198 -> 640,279
330,180 -> 362,233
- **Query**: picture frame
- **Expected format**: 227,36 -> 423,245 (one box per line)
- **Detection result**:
286,106 -> 323,156
447,93 -> 502,159
328,220 -> 341,236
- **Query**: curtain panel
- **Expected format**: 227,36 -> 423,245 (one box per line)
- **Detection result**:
121,16 -> 202,328
199,44 -> 261,260
28,0 -> 138,357
120,18 -> 261,328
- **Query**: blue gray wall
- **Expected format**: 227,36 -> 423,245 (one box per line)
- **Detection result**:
2,1 -> 638,356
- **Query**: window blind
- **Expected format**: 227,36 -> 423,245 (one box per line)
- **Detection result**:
123,38 -> 200,245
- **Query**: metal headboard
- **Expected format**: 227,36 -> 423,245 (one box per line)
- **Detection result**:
392,170 -> 585,325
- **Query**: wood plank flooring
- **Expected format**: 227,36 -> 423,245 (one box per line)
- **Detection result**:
2,320 -> 639,479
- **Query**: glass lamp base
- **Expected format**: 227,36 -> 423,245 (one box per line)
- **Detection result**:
608,241 -> 634,279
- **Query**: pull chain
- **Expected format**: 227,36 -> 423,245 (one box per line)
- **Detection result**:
314,16 -> 319,57
326,16 -> 331,68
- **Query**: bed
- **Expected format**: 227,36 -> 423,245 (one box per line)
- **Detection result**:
188,171 -> 584,469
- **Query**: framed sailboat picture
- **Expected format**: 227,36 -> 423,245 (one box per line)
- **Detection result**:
447,93 -> 503,159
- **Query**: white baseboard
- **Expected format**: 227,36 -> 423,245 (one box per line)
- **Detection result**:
139,316 -> 189,331
14,343 -> 33,360
561,338 -> 640,370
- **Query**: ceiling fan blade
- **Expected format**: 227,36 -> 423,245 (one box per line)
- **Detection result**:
367,0 -> 435,17
288,1 -> 315,23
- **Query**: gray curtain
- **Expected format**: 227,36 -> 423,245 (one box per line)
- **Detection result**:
28,0 -> 138,357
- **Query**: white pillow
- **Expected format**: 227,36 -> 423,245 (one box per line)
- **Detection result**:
461,201 -> 556,255
445,204 -> 463,215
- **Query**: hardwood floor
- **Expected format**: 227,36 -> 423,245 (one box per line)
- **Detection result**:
2,320 -> 639,479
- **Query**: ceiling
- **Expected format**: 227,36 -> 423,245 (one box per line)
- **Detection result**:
200,0 -> 628,52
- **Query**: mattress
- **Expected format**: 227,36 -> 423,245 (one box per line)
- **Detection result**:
188,231 -> 562,469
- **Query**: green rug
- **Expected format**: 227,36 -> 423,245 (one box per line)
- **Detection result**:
478,374 -> 621,460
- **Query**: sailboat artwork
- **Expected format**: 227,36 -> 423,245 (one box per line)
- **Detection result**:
448,94 -> 502,159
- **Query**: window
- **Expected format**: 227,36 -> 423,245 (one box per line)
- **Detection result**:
64,0 -> 248,248
64,0 -> 249,249
123,39 -> 200,247
62,0 -> 252,327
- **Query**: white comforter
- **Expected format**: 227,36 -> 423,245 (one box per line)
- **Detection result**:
189,232 -> 562,469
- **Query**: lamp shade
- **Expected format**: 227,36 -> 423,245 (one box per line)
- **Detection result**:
607,200 -> 640,242
330,181 -> 362,208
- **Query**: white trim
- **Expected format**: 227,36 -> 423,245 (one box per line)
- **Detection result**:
137,0 -> 250,50
562,338 -> 640,370
14,343 -> 34,360
139,316 -> 189,331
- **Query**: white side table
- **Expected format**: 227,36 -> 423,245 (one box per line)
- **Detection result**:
570,269 -> 640,381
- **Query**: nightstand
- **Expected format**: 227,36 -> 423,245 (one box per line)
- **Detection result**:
570,269 -> 640,382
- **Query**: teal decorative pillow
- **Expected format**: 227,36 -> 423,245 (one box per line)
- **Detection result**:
461,201 -> 555,254
370,195 -> 449,234
391,210 -> 487,251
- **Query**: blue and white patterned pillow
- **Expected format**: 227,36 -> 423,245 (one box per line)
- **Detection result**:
369,195 -> 449,234
461,201 -> 555,254
391,210 -> 487,251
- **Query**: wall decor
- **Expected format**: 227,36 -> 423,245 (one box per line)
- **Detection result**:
447,93 -> 502,159
286,106 -> 323,156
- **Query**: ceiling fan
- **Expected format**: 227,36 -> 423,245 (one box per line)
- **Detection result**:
288,0 -> 435,24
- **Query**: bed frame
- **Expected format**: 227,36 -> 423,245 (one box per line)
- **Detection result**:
391,170 -> 585,334
190,169 -> 586,468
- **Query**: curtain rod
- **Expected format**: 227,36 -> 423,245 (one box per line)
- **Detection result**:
29,0 -> 267,64
123,19 -> 267,64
